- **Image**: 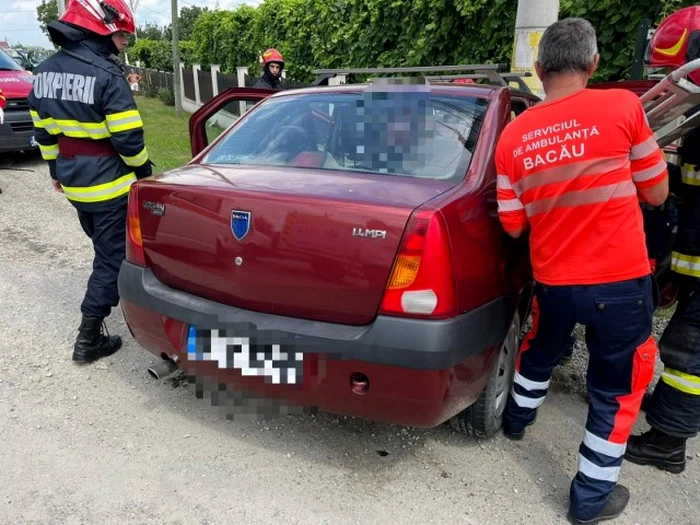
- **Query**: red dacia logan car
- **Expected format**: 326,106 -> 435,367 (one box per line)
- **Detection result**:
117,73 -> 673,438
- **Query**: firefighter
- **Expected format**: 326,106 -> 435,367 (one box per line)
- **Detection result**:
0,87 -> 5,125
253,48 -> 285,90
625,5 -> 700,474
27,0 -> 152,364
495,18 -> 668,525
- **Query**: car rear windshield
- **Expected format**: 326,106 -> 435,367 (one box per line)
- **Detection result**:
202,90 -> 489,181
0,50 -> 23,71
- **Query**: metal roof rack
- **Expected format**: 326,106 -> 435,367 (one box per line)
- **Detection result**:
311,64 -> 534,94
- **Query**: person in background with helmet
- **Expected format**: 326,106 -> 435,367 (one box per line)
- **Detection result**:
625,5 -> 700,475
27,0 -> 152,365
254,48 -> 285,90
496,17 -> 668,525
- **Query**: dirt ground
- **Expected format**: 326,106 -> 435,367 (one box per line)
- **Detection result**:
1,153 -> 698,525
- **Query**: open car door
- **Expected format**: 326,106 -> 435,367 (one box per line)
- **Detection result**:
188,87 -> 276,158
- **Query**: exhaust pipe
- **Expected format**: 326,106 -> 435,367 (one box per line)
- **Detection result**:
148,357 -> 178,379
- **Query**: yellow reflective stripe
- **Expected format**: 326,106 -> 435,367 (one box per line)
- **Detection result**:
38,143 -> 59,160
53,119 -> 111,139
120,146 -> 149,167
671,251 -> 700,278
30,110 -> 43,128
661,368 -> 700,395
106,110 -> 143,133
36,116 -> 110,138
30,110 -> 56,130
681,164 -> 700,186
61,173 -> 136,203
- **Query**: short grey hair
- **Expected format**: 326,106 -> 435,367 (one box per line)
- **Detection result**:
537,18 -> 598,77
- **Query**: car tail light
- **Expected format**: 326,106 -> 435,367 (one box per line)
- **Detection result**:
126,183 -> 146,267
379,209 -> 457,318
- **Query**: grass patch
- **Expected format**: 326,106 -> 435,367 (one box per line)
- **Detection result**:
135,95 -> 193,174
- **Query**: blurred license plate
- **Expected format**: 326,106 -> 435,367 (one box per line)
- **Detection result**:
186,325 -> 303,385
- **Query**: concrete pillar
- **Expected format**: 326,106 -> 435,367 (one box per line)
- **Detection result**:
511,0 -> 560,98
179,62 -> 186,104
236,66 -> 250,116
236,66 -> 249,88
329,74 -> 347,86
211,64 -> 220,96
192,64 -> 202,105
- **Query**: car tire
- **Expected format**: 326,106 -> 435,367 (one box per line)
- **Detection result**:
449,310 -> 521,439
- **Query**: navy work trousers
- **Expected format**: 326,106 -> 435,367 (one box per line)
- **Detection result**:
76,200 -> 128,319
503,276 -> 658,522
647,282 -> 700,437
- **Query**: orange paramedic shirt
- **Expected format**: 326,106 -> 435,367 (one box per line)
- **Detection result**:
496,88 -> 667,286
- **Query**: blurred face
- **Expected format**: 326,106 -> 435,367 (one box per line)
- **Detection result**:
111,31 -> 129,53
268,63 -> 281,76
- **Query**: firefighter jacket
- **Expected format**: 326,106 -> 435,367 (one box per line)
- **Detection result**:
27,21 -> 151,211
670,118 -> 700,281
253,71 -> 284,90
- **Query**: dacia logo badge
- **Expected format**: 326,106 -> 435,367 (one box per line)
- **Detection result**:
231,210 -> 251,241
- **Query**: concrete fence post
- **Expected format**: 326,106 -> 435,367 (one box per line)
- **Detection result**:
192,64 -> 202,105
211,65 -> 221,97
236,66 -> 250,115
179,62 -> 186,104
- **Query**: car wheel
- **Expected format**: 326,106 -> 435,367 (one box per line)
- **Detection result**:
449,311 -> 521,439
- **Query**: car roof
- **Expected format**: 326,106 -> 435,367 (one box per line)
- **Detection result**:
265,82 -> 541,104
267,82 -> 500,98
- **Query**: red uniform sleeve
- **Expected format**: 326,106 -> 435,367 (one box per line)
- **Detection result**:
496,135 -> 527,233
629,96 -> 667,189
0,89 -> 5,109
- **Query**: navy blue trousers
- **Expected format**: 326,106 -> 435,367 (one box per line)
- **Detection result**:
504,276 -> 658,521
76,201 -> 128,319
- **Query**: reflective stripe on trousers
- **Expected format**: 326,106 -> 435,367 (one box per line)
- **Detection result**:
661,368 -> 700,396
671,251 -> 700,278
61,173 -> 137,203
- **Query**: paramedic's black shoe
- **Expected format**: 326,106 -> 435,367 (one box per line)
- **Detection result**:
624,428 -> 686,474
567,484 -> 630,524
503,413 -> 537,441
73,316 -> 122,364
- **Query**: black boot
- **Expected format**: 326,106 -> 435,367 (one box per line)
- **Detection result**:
503,412 -> 538,441
624,428 -> 687,473
568,484 -> 630,524
73,316 -> 122,364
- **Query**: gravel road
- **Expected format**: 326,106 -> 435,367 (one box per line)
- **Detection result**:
1,153 -> 698,525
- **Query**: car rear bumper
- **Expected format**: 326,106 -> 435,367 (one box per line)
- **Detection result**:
117,261 -> 514,427
0,109 -> 37,153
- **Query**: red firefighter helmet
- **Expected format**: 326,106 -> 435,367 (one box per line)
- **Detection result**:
262,48 -> 284,68
60,0 -> 136,36
646,6 -> 700,84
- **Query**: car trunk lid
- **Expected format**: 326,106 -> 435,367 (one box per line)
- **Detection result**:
136,164 -> 455,325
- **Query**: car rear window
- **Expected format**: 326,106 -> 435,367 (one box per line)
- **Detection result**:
202,90 -> 489,181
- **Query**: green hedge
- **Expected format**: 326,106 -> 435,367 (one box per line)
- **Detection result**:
131,38 -> 197,71
188,0 -> 694,83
